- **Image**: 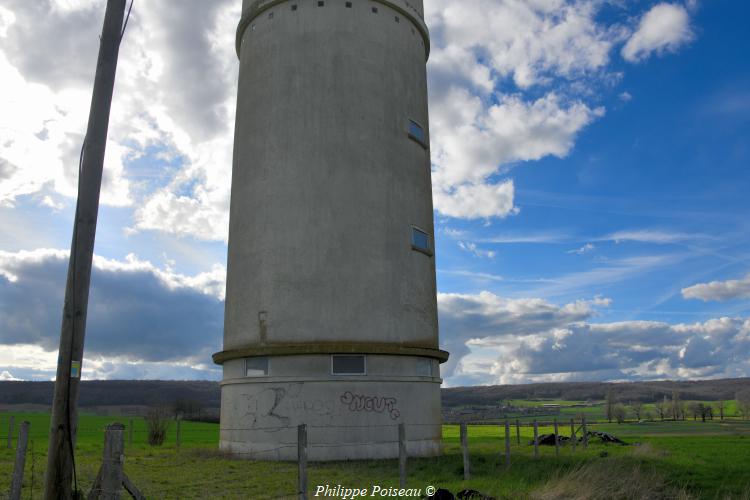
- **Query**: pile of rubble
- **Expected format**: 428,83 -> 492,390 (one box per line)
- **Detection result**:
532,431 -> 627,446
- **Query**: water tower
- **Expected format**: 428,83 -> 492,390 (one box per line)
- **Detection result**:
213,0 -> 447,460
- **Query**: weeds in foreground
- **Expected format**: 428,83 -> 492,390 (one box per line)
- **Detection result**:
531,460 -> 694,500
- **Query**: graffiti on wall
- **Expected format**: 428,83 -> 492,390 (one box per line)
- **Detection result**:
340,391 -> 400,420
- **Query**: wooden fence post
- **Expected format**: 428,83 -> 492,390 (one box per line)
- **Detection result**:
553,419 -> 559,458
582,416 -> 588,449
398,423 -> 407,488
7,415 -> 14,449
9,421 -> 30,500
97,422 -> 125,499
175,415 -> 181,450
298,424 -> 308,500
533,420 -> 539,459
504,420 -> 511,469
128,419 -> 133,448
88,422 -> 144,500
570,418 -> 577,450
460,422 -> 470,480
515,419 -> 520,445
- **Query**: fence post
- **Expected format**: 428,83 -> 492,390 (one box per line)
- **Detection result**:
175,415 -> 182,450
298,424 -> 308,500
128,419 -> 133,448
9,421 -> 30,500
504,420 -> 511,469
553,419 -> 559,458
398,423 -> 407,488
460,422 -> 470,480
582,416 -> 588,449
515,419 -> 520,445
100,422 -> 125,499
570,418 -> 577,450
7,415 -> 14,449
533,420 -> 539,459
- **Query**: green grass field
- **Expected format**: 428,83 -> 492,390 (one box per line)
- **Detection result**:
1,412 -> 749,499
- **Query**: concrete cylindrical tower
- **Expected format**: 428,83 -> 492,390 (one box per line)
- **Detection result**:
214,0 -> 447,461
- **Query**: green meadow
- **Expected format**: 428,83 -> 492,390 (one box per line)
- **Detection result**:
2,411 -> 749,499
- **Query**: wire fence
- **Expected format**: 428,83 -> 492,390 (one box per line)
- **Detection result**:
1,414 -> 621,499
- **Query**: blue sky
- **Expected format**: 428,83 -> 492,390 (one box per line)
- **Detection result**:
1,0 -> 749,386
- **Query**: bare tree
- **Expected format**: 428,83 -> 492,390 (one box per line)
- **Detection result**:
736,391 -> 750,420
655,396 -> 669,421
699,404 -> 712,422
631,401 -> 644,421
145,407 -> 171,446
613,404 -> 627,424
605,388 -> 616,423
687,402 -> 700,420
670,390 -> 682,421
716,400 -> 726,420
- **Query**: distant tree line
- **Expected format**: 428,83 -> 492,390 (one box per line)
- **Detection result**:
601,387 -> 750,423
442,378 -> 750,408
0,380 -> 221,407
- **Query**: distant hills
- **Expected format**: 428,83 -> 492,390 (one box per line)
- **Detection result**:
1,378 -> 748,411
441,378 -> 750,406
0,380 -> 220,408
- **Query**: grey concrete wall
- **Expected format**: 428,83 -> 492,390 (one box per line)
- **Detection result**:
219,0 -> 443,460
224,0 -> 436,353
220,356 -> 442,460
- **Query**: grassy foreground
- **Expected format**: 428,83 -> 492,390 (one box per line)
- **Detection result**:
1,412 -> 750,499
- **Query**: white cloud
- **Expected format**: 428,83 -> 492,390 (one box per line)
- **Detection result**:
424,0 -> 619,220
0,370 -> 21,381
0,2 -> 132,208
0,0 -> 238,240
568,243 -> 595,254
439,289 -> 750,386
429,89 -> 603,219
682,273 -> 750,302
427,0 -> 617,90
603,229 -> 694,244
438,291 -> 610,379
622,3 -> 694,62
458,241 -> 496,259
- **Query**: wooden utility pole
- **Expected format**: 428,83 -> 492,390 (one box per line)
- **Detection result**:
44,2 -> 127,498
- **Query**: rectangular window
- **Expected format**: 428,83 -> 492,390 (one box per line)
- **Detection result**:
345,1 -> 352,7
416,358 -> 432,377
332,355 -> 366,375
318,1 -> 324,6
408,119 -> 426,147
291,4 -> 298,10
372,7 -> 378,13
246,357 -> 269,377
411,227 -> 432,255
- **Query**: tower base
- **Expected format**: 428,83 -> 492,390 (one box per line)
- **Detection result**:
218,354 -> 443,461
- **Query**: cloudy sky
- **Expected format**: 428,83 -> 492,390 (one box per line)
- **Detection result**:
1,0 -> 748,386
